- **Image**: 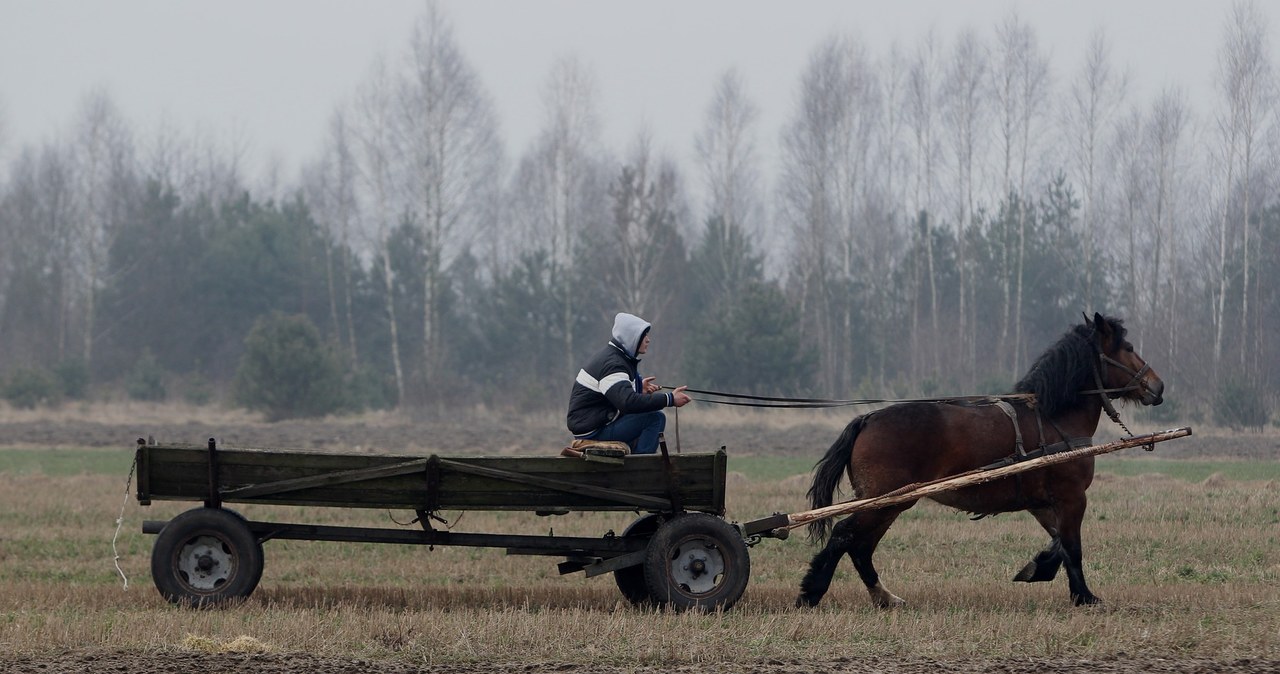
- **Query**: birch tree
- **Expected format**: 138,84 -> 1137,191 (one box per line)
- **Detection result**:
302,108 -> 360,367
1062,29 -> 1126,313
989,12 -> 1050,373
508,55 -> 606,370
941,28 -> 988,383
1214,0 -> 1273,379
906,29 -> 944,376
779,35 -> 879,393
694,68 -> 762,302
351,58 -> 406,405
1144,88 -> 1190,362
397,4 -> 502,395
70,89 -> 135,374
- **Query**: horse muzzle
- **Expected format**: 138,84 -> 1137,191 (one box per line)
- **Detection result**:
1140,378 -> 1165,406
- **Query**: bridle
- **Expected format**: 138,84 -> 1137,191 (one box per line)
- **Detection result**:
1080,335 -> 1151,438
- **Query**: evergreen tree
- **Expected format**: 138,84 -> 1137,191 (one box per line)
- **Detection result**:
233,312 -> 345,421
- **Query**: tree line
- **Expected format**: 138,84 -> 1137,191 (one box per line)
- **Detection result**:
0,2 -> 1275,427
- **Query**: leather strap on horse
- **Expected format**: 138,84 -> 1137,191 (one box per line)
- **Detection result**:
983,399 -> 1093,472
994,400 -> 1026,458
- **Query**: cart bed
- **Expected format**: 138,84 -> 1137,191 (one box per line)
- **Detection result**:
135,442 -> 727,514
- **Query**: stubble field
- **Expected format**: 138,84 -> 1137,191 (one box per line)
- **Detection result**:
0,402 -> 1277,673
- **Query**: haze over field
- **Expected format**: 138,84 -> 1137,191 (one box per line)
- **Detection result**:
0,0 -> 1275,427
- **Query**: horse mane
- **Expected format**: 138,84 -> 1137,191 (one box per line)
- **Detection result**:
1012,315 -> 1127,418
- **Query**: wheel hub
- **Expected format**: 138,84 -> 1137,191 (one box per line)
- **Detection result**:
176,535 -> 234,591
669,537 -> 725,595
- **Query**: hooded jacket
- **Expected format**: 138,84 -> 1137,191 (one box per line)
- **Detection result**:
566,312 -> 675,437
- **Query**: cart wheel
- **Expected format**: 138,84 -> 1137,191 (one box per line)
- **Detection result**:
643,513 -> 750,612
614,513 -> 663,605
150,507 -> 264,607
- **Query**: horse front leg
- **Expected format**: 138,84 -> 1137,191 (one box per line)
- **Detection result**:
1057,497 -> 1100,606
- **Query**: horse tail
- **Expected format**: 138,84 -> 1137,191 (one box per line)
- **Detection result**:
806,414 -> 867,544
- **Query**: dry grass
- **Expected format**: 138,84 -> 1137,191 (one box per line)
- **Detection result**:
0,456 -> 1277,666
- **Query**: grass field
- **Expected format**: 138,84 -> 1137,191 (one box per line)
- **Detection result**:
0,439 -> 1277,667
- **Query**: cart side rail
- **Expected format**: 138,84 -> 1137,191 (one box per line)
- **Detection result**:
135,443 -> 727,514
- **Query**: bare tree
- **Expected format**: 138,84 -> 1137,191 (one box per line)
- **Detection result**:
140,115 -> 250,207
779,35 -> 880,394
906,29 -> 945,376
302,108 -> 361,368
1,144 -> 77,365
508,55 -> 606,371
70,89 -> 135,372
0,97 -> 8,174
397,3 -> 503,396
989,11 -> 1050,374
351,58 -> 407,405
941,28 -> 988,384
602,131 -> 686,325
1062,29 -> 1127,313
1111,107 -> 1147,330
694,68 -> 763,300
1144,88 -> 1190,363
1214,0 -> 1274,378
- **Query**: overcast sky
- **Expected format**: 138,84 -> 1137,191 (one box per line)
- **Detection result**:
0,0 -> 1245,184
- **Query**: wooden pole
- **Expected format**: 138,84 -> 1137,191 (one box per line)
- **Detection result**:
783,427 -> 1192,530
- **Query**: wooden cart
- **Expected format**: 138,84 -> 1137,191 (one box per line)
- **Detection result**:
135,438 -> 751,611
135,427 -> 1191,611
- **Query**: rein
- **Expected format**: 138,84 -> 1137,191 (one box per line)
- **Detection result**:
666,386 -> 1035,409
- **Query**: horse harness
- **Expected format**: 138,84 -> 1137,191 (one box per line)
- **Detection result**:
980,335 -> 1149,504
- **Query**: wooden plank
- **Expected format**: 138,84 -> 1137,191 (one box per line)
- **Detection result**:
220,458 -> 431,499
783,427 -> 1193,530
437,458 -> 673,510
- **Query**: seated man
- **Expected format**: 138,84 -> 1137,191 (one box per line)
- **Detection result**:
566,312 -> 692,454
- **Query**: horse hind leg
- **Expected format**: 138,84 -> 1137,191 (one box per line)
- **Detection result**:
1013,539 -> 1064,583
797,507 -> 909,609
795,537 -> 846,608
1014,508 -> 1064,583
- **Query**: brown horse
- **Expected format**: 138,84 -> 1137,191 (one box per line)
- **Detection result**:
797,313 -> 1165,608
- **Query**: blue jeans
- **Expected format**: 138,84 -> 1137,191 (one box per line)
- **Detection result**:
585,411 -> 666,454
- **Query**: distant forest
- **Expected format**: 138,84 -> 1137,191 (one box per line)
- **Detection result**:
0,3 -> 1276,426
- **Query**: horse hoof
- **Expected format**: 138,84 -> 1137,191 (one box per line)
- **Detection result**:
1072,594 -> 1102,607
1012,561 -> 1036,582
794,594 -> 820,608
869,585 -> 906,608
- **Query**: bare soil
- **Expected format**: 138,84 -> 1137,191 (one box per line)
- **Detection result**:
0,651 -> 1275,674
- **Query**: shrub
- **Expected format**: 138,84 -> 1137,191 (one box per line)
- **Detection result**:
1213,379 -> 1269,431
183,372 -> 214,406
2,368 -> 60,409
233,313 -> 345,421
126,349 -> 168,401
345,365 -> 397,412
53,360 -> 89,400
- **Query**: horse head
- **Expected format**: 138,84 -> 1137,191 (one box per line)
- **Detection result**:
1085,312 -> 1164,407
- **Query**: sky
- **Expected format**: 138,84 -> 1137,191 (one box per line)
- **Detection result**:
0,0 -> 1245,186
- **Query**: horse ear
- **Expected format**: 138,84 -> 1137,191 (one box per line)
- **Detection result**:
1082,311 -> 1092,327
1093,312 -> 1112,339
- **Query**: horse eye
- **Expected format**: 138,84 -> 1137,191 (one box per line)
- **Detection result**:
1125,344 -> 1134,352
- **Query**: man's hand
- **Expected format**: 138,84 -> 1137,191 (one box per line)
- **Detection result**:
672,385 -> 692,407
642,376 -> 660,394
